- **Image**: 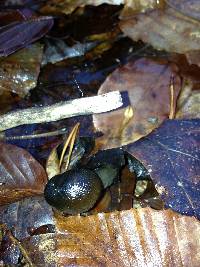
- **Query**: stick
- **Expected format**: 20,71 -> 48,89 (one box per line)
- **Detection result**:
0,91 -> 123,132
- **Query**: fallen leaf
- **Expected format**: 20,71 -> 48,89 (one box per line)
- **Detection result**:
93,58 -> 181,149
0,9 -> 33,26
22,233 -> 58,266
176,82 -> 200,119
125,119 -> 200,219
1,201 -> 200,266
53,208 -> 200,266
0,91 -> 21,115
185,50 -> 200,67
0,143 -> 48,205
42,39 -> 97,65
0,16 -> 53,57
0,196 -> 54,240
0,43 -> 43,96
120,0 -> 165,18
166,0 -> 200,21
120,7 -> 200,54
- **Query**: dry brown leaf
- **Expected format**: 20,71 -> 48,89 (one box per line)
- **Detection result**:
93,58 -> 181,149
51,208 -> 200,266
120,7 -> 200,55
0,43 -> 43,96
176,82 -> 200,119
0,143 -> 48,205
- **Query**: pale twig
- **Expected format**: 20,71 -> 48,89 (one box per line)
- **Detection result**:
0,91 -> 123,132
0,127 -> 68,140
169,76 -> 175,119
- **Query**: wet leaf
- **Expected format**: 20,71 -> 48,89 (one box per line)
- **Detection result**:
1,203 -> 200,266
93,58 -> 181,149
120,7 -> 200,55
126,119 -> 200,219
0,196 -> 54,240
0,143 -> 48,205
0,16 -> 53,57
42,39 -> 97,65
0,196 -> 55,265
52,208 -> 200,266
0,43 -> 43,96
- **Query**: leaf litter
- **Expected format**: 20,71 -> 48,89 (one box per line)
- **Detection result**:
0,1 -> 199,266
93,57 -> 181,149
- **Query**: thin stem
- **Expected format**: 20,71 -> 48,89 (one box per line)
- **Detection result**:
59,123 -> 80,171
1,128 -> 68,140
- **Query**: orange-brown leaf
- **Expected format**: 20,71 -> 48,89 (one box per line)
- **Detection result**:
0,143 -> 48,205
53,208 -> 200,266
93,58 -> 181,149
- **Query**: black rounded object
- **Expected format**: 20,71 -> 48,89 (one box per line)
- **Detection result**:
44,168 -> 103,214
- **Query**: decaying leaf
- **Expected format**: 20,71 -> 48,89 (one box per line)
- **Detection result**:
93,58 -> 181,149
0,43 -> 43,96
176,82 -> 200,119
126,119 -> 200,219
23,207 -> 200,266
120,7 -> 200,55
0,16 -> 53,57
0,196 -> 54,240
0,143 -> 48,205
1,201 -> 200,266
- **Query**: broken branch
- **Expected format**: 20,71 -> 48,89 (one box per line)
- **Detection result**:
0,91 -> 123,132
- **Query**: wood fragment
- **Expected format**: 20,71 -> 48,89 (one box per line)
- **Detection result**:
0,91 -> 123,132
